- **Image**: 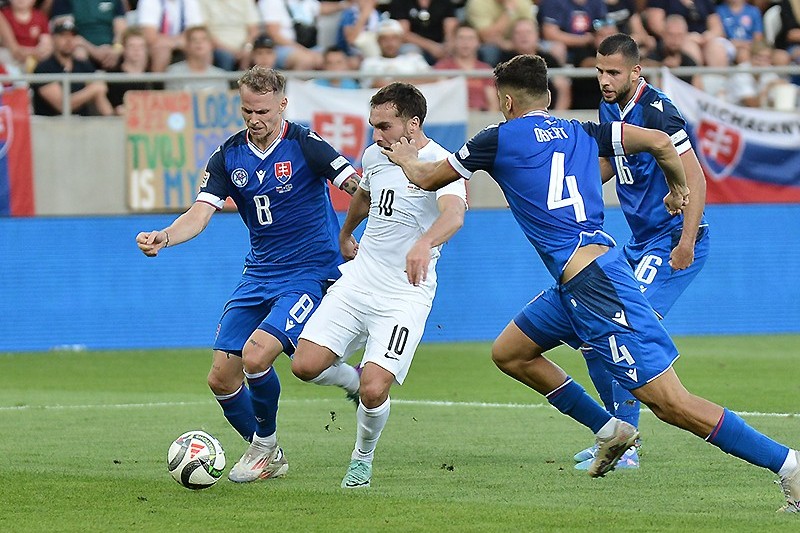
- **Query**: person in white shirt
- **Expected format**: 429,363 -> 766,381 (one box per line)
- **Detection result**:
359,18 -> 432,88
137,0 -> 205,72
292,82 -> 467,490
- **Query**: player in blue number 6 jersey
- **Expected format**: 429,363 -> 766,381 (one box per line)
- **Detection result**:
385,55 -> 800,512
136,66 -> 362,483
570,33 -> 711,470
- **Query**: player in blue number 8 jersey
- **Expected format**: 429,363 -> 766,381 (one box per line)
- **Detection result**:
385,55 -> 800,512
136,66 -> 362,484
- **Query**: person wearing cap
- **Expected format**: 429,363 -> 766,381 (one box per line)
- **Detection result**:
49,0 -> 128,70
359,18 -> 431,88
249,33 -> 277,69
32,18 -> 113,116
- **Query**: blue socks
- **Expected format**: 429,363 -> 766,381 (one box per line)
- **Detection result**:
546,377 -> 613,434
612,380 -> 640,429
215,384 -> 256,442
583,347 -> 615,413
246,367 -> 281,438
706,408 -> 790,473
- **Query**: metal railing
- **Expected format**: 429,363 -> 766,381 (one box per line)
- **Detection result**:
3,64 -> 800,117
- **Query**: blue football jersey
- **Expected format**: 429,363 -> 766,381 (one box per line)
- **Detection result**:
198,120 -> 356,282
599,79 -> 707,244
447,111 -> 624,280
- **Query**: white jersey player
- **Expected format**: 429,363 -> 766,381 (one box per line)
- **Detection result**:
292,83 -> 467,489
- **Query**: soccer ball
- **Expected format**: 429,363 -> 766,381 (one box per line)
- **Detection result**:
167,430 -> 226,489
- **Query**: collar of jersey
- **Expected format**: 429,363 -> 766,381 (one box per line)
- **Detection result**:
246,119 -> 288,160
520,110 -> 551,119
618,78 -> 647,120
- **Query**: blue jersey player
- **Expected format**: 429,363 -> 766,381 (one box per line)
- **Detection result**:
385,56 -> 800,511
136,66 -> 362,484
568,33 -> 712,470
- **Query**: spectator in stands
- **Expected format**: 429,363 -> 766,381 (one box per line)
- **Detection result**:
32,18 -> 113,115
249,33 -> 277,69
538,0 -> 607,66
359,18 -> 430,88
602,0 -> 656,56
258,0 -> 351,70
465,0 -> 535,66
137,0 -> 205,72
645,0 -> 729,67
570,17 -> 616,108
726,40 -> 795,107
164,25 -> 228,92
434,24 -> 498,111
336,0 -> 381,62
644,14 -> 701,86
50,0 -> 127,70
499,18 -> 571,110
107,27 -> 161,115
388,0 -> 459,65
197,0 -> 260,71
1,0 -> 52,72
775,0 -> 800,66
314,45 -> 359,87
717,0 -> 764,57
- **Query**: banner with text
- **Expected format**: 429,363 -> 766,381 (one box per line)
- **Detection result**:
126,90 -> 243,211
285,77 -> 468,210
0,88 -> 34,216
661,70 -> 800,203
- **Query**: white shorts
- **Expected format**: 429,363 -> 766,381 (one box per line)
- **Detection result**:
298,280 -> 432,385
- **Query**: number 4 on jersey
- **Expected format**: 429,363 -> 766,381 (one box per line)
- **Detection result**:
547,152 -> 587,222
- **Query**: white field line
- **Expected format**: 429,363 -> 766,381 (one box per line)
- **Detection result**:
0,398 -> 797,418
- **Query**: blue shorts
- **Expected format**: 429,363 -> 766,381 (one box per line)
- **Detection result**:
213,277 -> 327,357
623,226 -> 709,318
514,248 -> 679,390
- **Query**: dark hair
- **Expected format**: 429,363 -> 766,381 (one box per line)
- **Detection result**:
597,33 -> 640,63
493,54 -> 548,100
238,66 -> 286,94
370,82 -> 427,125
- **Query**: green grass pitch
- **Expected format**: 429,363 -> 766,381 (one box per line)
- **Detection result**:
1,335 -> 798,532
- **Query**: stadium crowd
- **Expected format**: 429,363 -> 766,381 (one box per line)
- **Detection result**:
0,0 -> 797,115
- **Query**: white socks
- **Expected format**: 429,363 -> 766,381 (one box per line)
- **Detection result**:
352,397 -> 391,463
252,432 -> 277,449
311,362 -> 360,395
779,449 -> 799,477
595,417 -> 619,440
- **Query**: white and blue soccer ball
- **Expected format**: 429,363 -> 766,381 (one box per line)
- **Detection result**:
167,430 -> 226,489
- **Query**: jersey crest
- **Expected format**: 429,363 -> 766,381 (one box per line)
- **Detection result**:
275,161 -> 293,183
231,168 -> 248,188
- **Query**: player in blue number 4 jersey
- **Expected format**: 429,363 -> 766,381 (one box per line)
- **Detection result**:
568,33 -> 712,470
136,66 -> 362,484
385,55 -> 800,512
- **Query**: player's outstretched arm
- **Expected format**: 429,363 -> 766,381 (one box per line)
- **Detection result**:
339,187 -> 370,260
406,194 -> 466,286
135,201 -> 216,257
382,138 -> 460,191
620,124 -> 689,215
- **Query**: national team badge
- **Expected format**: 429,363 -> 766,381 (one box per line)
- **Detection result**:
275,161 -> 292,184
231,168 -> 248,187
696,119 -> 744,181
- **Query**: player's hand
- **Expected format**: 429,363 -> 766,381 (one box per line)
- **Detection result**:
382,137 -> 418,166
664,187 -> 689,216
136,230 -> 167,257
340,234 -> 359,260
670,241 -> 694,270
405,240 -> 430,286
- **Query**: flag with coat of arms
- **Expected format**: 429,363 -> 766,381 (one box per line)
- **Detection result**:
661,70 -> 800,203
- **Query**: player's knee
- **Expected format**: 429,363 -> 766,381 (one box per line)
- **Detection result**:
207,368 -> 240,396
290,356 -> 321,382
359,380 -> 388,407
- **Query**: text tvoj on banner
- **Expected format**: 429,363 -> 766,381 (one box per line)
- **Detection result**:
661,69 -> 800,203
126,90 -> 243,211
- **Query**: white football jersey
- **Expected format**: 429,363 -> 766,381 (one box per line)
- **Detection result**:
339,140 -> 467,303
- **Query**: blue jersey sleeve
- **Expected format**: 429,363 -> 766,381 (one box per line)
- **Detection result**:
297,130 -> 354,187
199,146 -> 230,206
640,97 -> 693,154
580,121 -> 624,159
450,125 -> 499,177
